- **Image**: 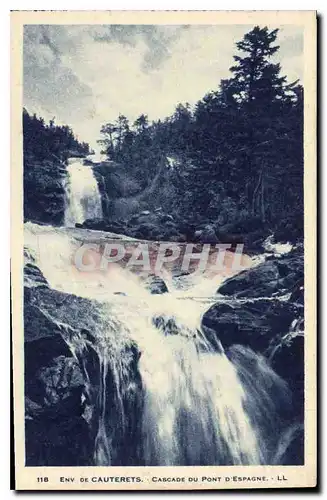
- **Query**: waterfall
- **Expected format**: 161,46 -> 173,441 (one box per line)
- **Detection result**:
24,222 -> 296,466
64,158 -> 103,227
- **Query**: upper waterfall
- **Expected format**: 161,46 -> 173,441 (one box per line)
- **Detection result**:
64,157 -> 103,227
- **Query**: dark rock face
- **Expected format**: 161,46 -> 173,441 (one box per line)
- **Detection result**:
92,162 -> 142,220
268,329 -> 304,419
78,210 -> 206,243
92,162 -> 142,200
203,247 -> 305,367
218,261 -> 280,298
24,263 -> 142,466
24,276 -> 98,466
80,211 -> 296,250
153,315 -> 197,340
24,262 -> 49,288
202,299 -> 298,353
217,247 -> 304,298
25,354 -> 93,466
82,217 -> 127,234
202,244 -> 305,449
24,157 -> 67,225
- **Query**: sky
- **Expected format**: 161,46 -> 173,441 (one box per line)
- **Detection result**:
23,24 -> 303,150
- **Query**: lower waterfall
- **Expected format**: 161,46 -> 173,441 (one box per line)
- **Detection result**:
24,222 -> 298,466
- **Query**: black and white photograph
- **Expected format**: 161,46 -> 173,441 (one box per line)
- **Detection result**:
11,10 -> 317,490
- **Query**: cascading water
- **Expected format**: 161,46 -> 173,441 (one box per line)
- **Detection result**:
24,222 -> 297,466
64,157 -> 103,226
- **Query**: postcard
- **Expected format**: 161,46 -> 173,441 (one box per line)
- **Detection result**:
11,10 -> 317,490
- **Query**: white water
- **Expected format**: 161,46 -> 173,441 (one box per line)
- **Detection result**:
263,234 -> 293,256
64,158 -> 103,226
24,221 -> 293,466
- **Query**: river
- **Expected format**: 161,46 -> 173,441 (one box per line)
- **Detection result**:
23,158 -> 299,466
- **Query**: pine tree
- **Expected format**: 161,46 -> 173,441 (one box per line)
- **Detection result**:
133,114 -> 149,133
228,26 -> 295,106
224,26 -> 300,222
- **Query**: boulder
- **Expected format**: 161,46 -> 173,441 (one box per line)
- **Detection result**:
133,222 -> 161,240
153,315 -> 196,339
23,263 -> 143,466
144,274 -> 168,294
217,248 -> 303,298
202,299 -> 298,352
24,263 -> 49,288
194,224 -> 219,244
81,218 -> 127,234
79,209 -> 194,243
37,355 -> 85,408
218,260 -> 280,298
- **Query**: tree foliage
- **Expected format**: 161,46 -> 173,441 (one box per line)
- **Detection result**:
23,108 -> 91,163
98,26 -> 303,231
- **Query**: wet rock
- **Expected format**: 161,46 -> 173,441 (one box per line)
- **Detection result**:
268,331 -> 304,419
153,315 -> 180,335
24,291 -> 63,343
145,274 -> 168,294
23,261 -> 144,466
78,209 -> 195,243
274,425 -> 304,465
218,260 -> 280,298
153,315 -> 196,339
24,263 -> 49,288
37,355 -> 85,408
201,325 -> 224,352
81,218 -> 127,234
217,248 -> 304,298
202,299 -> 298,352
